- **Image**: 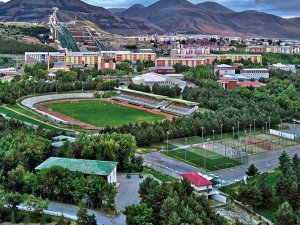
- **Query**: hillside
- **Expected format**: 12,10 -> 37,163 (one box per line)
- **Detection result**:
0,0 -> 162,35
196,1 -> 234,14
108,8 -> 127,14
121,0 -> 300,38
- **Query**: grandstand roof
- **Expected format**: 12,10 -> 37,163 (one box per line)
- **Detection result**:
115,88 -> 199,106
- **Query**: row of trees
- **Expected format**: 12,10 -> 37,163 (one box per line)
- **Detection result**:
238,152 -> 300,225
124,177 -> 231,225
128,83 -> 182,98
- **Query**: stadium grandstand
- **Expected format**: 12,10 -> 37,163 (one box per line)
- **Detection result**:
114,88 -> 199,116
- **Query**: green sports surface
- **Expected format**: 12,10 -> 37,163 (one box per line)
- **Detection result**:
44,100 -> 166,127
165,147 -> 242,171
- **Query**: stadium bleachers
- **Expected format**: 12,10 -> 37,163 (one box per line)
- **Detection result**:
114,93 -> 164,109
164,103 -> 197,116
114,89 -> 199,116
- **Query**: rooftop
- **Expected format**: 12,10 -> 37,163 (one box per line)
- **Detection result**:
35,157 -> 118,176
181,172 -> 213,187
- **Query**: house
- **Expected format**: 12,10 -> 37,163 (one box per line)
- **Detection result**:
35,157 -> 118,184
214,64 -> 235,76
181,172 -> 215,196
218,77 -> 266,90
150,66 -> 176,74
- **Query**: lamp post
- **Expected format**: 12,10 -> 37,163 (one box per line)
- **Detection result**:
166,131 -> 169,154
232,127 -> 235,140
201,127 -> 204,143
185,138 -> 187,161
269,116 -> 271,132
254,119 -> 256,137
221,124 -> 223,141
237,122 -> 240,140
265,122 -> 268,135
250,124 -> 252,137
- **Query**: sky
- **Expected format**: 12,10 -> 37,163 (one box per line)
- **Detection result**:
0,0 -> 299,18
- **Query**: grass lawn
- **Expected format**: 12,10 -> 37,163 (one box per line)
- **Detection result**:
0,107 -> 62,132
44,100 -> 166,127
143,168 -> 174,182
165,147 -> 242,171
219,170 -> 281,221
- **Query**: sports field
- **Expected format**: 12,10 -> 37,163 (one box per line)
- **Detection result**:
43,100 -> 166,127
165,147 -> 242,171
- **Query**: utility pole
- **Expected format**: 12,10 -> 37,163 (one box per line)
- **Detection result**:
254,119 -> 256,137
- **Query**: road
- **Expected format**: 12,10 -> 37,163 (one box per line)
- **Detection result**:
144,144 -> 300,185
45,174 -> 147,225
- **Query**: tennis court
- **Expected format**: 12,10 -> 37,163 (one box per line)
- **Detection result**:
165,146 -> 242,171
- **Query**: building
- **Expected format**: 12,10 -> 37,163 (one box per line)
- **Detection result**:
0,67 -> 17,75
181,172 -> 215,196
25,52 -> 114,70
150,66 -> 176,74
241,68 -> 269,80
268,63 -> 296,73
35,157 -> 118,184
132,72 -> 186,90
115,52 -> 156,63
218,77 -> 266,90
170,47 -> 210,58
51,135 -> 76,149
156,57 -> 208,68
156,54 -> 262,68
214,64 -> 235,76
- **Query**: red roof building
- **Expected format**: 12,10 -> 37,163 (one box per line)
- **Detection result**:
181,172 -> 214,196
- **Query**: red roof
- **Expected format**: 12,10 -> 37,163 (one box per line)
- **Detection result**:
240,81 -> 265,88
181,172 -> 212,187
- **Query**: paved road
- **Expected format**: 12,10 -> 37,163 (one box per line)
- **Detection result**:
46,174 -> 146,225
144,145 -> 300,185
215,144 -> 300,185
144,152 -> 203,173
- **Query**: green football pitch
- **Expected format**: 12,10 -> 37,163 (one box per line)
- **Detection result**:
44,100 -> 166,127
165,147 -> 242,171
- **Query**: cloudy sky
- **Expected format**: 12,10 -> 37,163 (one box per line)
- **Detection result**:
0,0 -> 299,18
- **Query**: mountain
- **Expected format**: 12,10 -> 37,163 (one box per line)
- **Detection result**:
120,4 -> 145,18
196,1 -> 234,14
121,0 -> 300,38
0,0 -> 162,35
108,8 -> 126,15
289,17 -> 300,25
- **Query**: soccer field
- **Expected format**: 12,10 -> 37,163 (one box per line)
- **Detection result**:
43,100 -> 166,127
165,147 -> 242,171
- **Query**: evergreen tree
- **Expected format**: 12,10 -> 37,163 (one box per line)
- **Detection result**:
124,203 -> 153,225
275,202 -> 297,225
258,173 -> 274,207
76,203 -> 97,225
238,180 -> 262,209
279,151 -> 291,175
246,164 -> 259,177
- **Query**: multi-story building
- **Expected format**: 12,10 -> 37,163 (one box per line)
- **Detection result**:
241,68 -> 269,80
115,52 -> 156,63
25,52 -> 114,70
156,54 -> 262,68
214,64 -> 235,76
268,63 -> 296,73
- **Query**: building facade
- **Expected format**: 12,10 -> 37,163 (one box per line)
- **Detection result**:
241,68 -> 269,80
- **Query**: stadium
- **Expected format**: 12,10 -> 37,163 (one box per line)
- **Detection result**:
19,90 -> 199,130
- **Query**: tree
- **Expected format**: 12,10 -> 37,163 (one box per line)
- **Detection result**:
77,203 -> 97,225
238,180 -> 262,209
279,151 -> 291,175
246,164 -> 259,177
58,140 -> 73,158
23,194 -> 49,216
124,203 -> 153,225
258,173 -> 273,206
275,202 -> 297,225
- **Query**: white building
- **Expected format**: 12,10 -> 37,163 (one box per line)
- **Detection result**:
0,67 -> 17,75
268,63 -> 296,73
181,172 -> 215,196
214,64 -> 235,76
132,72 -> 186,89
241,68 -> 269,80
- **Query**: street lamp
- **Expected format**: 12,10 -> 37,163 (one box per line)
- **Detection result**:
201,127 -> 204,143
221,124 -> 223,141
265,122 -> 268,135
269,116 -> 271,132
250,124 -> 252,137
254,119 -> 256,137
232,127 -> 235,140
166,131 -> 170,154
237,122 -> 240,140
